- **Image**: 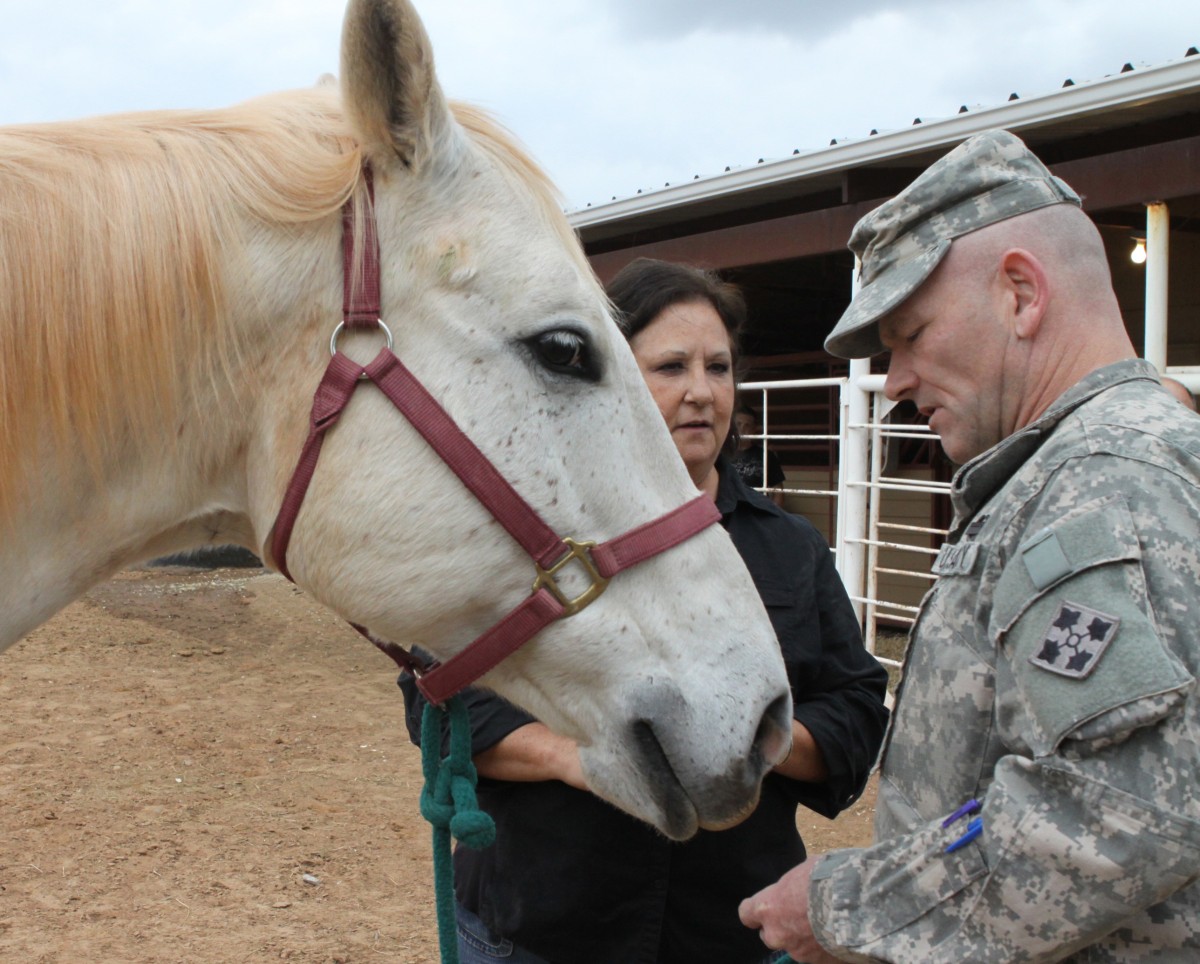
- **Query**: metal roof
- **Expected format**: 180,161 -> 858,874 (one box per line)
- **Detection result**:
569,50 -> 1200,241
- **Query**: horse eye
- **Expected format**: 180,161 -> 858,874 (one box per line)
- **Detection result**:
529,329 -> 599,381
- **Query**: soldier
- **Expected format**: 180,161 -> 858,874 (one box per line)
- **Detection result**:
740,129 -> 1200,962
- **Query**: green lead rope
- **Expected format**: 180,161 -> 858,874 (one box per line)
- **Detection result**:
420,697 -> 497,964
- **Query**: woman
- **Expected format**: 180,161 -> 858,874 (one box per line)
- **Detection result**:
400,258 -> 889,964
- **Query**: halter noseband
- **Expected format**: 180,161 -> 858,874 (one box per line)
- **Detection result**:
268,165 -> 720,706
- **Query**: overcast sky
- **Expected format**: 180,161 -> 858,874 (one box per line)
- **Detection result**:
2,1 -> 1197,210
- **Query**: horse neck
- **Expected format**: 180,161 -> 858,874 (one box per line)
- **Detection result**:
0,267 -> 331,652
0,363 -> 249,650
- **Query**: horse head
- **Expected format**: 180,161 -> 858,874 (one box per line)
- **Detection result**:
254,0 -> 791,840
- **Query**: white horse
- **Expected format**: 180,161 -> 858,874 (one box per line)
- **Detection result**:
0,0 -> 789,841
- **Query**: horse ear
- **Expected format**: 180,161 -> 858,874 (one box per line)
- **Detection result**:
340,0 -> 462,169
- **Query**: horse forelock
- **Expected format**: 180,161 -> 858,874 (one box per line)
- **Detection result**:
0,87 -> 363,523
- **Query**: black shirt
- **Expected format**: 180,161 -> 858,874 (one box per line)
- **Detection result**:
730,443 -> 786,490
400,457 -> 889,964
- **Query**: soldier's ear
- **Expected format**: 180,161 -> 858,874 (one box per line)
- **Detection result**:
999,248 -> 1049,340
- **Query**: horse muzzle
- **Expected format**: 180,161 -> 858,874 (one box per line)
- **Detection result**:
583,679 -> 793,841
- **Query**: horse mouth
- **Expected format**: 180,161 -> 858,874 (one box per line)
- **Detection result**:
633,720 -> 700,840
618,687 -> 785,839
628,718 -> 765,838
631,718 -> 699,839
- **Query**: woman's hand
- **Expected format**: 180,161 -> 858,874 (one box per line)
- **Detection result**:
472,722 -> 589,791
772,720 -> 829,783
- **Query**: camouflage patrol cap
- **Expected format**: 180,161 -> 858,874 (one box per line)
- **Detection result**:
824,129 -> 1081,359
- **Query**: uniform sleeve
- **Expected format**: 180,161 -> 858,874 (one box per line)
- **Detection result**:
774,522 -> 890,819
810,749 -> 1200,962
807,465 -> 1200,962
398,648 -> 536,758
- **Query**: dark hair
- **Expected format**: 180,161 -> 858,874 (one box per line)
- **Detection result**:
606,258 -> 746,373
606,258 -> 747,452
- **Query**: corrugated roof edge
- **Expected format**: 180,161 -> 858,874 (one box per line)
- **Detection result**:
567,52 -> 1200,229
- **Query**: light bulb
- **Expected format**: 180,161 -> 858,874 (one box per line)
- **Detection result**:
1131,239 -> 1147,264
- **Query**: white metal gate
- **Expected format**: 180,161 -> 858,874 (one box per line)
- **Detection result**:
739,373 -> 951,671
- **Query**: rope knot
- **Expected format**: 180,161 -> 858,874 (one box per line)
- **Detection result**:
420,699 -> 496,849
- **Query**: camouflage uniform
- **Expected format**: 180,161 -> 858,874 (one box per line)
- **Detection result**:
813,130 -> 1200,961
807,359 -> 1200,961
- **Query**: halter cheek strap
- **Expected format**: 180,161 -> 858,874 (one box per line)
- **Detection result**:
268,164 -> 720,705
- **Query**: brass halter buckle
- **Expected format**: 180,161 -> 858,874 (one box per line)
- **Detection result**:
532,538 -> 611,617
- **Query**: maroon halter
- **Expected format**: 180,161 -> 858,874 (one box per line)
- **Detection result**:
268,166 -> 720,705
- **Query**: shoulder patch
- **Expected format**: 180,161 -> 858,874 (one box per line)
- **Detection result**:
1029,600 -> 1120,679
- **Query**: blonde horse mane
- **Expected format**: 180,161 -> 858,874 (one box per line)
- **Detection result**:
0,86 -> 574,525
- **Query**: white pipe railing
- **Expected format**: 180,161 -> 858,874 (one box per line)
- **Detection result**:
739,371 -> 953,661
841,358 -> 871,627
1144,201 -> 1170,371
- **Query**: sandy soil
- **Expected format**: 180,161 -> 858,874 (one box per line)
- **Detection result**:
0,566 -> 876,963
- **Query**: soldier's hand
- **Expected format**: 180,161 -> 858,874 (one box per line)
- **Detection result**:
739,861 -> 841,963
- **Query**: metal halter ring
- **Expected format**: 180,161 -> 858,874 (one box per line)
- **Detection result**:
330,319 -> 394,357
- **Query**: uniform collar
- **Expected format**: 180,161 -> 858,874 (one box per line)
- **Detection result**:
950,358 -> 1159,524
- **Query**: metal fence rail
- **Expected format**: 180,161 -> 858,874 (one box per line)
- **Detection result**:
740,374 -> 952,666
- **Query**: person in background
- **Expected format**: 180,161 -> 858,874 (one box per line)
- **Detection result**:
1161,375 -> 1197,412
732,402 -> 787,506
740,129 -> 1200,963
400,257 -> 889,964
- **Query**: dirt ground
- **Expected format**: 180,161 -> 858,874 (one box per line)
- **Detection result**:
0,566 -> 877,963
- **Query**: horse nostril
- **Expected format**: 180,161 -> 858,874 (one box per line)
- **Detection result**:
632,718 -> 672,777
753,692 -> 792,768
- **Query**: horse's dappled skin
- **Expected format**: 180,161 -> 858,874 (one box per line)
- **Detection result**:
0,0 -> 790,839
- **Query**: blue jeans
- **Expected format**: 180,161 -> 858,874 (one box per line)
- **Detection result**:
455,903 -> 551,963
